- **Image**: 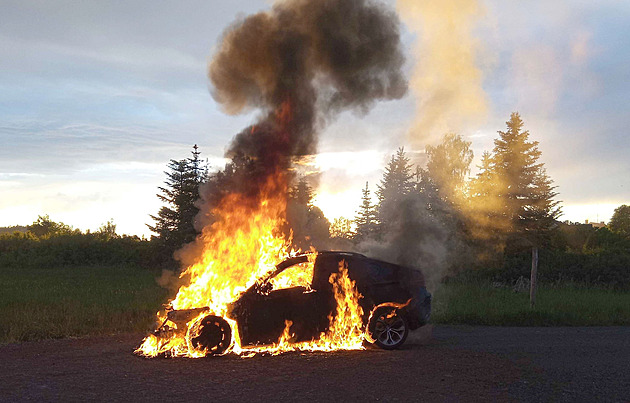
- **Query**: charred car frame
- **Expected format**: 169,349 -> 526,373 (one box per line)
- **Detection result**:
157,251 -> 431,354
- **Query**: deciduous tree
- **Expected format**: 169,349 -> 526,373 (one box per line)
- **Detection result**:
425,133 -> 473,205
609,204 -> 630,239
330,217 -> 354,240
27,215 -> 76,238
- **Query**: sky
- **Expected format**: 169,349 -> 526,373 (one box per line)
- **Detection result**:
1,0 -> 629,237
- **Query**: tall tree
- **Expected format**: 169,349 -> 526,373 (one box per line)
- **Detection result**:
471,113 -> 560,248
375,147 -> 415,233
289,178 -> 314,208
354,182 -> 377,241
180,144 -> 205,236
286,177 -> 330,251
425,133 -> 473,205
364,148 -> 449,277
148,145 -> 206,253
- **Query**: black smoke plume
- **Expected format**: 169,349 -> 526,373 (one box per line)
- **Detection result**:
208,0 -> 407,196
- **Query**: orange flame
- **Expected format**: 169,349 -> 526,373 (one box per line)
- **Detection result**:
135,164 -> 367,358
232,259 -> 365,356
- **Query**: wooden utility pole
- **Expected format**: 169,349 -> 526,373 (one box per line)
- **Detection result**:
530,246 -> 538,307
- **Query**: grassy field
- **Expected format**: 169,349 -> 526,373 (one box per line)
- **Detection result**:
432,282 -> 630,326
1,266 -> 629,344
0,266 -> 167,343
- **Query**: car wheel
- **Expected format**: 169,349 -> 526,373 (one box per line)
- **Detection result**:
367,306 -> 409,350
189,315 -> 232,355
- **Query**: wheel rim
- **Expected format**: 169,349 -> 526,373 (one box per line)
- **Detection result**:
190,316 -> 232,355
373,312 -> 405,347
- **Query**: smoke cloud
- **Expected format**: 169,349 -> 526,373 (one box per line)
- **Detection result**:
396,0 -> 488,145
177,0 -> 408,268
356,192 -> 449,290
209,0 -> 407,191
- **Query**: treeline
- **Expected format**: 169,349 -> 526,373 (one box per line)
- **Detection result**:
4,114 -> 629,288
329,113 -> 630,288
0,215 -> 154,269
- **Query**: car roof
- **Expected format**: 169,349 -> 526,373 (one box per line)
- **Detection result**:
276,251 -> 420,271
276,251 -> 367,268
267,251 -> 423,286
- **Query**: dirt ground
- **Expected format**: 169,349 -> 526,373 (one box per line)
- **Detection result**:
1,326 -> 629,402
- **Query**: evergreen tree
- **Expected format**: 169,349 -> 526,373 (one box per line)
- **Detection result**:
471,113 -> 560,247
366,148 -> 449,274
148,145 -> 206,255
468,151 -> 510,256
375,147 -> 415,233
354,182 -> 377,241
286,177 -> 330,250
289,178 -> 314,208
179,144 -> 205,237
469,151 -> 507,228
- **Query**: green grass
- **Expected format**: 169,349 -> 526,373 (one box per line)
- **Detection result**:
2,266 -> 629,344
432,282 -> 630,326
0,265 -> 168,343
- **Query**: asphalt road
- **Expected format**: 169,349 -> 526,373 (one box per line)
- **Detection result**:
1,326 -> 628,402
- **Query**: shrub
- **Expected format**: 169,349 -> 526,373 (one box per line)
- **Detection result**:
0,232 -> 154,269
452,248 -> 630,289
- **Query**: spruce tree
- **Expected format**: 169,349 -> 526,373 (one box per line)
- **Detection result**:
471,113 -> 560,247
286,177 -> 330,250
375,147 -> 415,233
289,178 -> 314,208
148,145 -> 206,255
354,182 -> 377,241
468,151 -> 510,254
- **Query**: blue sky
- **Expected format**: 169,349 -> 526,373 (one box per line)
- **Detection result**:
1,0 -> 628,236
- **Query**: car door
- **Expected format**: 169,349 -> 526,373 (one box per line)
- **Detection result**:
238,260 -> 322,345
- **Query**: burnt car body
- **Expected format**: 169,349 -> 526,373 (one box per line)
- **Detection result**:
162,251 -> 431,353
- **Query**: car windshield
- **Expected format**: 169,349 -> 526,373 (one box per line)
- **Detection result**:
267,260 -> 314,291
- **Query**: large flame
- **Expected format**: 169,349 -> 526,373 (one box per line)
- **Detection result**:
135,169 -> 367,357
235,260 -> 366,357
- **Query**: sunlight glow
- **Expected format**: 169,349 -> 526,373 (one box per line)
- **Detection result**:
311,188 -> 364,221
560,203 -> 620,225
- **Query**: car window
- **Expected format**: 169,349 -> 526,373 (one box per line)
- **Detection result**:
268,261 -> 314,291
367,262 -> 397,283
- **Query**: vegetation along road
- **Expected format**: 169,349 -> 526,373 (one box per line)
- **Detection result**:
1,326 -> 628,402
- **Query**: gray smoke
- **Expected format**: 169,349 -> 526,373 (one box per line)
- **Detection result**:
355,191 -> 450,290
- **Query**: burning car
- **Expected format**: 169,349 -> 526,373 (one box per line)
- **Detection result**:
152,252 -> 431,355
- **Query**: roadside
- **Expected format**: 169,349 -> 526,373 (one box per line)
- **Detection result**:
1,326 -> 628,402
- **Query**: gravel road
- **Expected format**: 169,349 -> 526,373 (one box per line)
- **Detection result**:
1,326 -> 628,402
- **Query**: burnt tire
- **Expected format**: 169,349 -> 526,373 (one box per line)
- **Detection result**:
367,306 -> 409,350
190,315 -> 232,355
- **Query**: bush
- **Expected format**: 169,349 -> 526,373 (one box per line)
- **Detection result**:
0,232 -> 154,269
453,248 -> 630,289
